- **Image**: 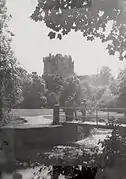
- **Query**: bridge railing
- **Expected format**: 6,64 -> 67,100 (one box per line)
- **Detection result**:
52,105 -> 126,125
53,104 -> 86,125
100,108 -> 126,113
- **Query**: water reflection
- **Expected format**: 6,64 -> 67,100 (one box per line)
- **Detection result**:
45,128 -> 112,161
1,128 -> 112,179
1,165 -> 98,179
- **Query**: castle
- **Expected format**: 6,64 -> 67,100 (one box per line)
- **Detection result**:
43,54 -> 74,77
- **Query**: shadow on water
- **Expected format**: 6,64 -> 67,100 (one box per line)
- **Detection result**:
1,165 -> 98,179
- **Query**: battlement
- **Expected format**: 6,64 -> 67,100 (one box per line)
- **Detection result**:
43,54 -> 74,77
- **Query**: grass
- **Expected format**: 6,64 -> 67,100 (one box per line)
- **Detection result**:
10,108 -> 126,125
11,108 -> 124,117
11,108 -> 53,117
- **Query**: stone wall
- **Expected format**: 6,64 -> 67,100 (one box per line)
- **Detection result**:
43,54 -> 74,77
0,123 -> 92,161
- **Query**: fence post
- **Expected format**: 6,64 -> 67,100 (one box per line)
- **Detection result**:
96,108 -> 98,125
124,109 -> 126,116
53,104 -> 60,125
108,111 -> 109,124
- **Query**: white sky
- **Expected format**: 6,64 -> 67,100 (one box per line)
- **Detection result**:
6,0 -> 126,76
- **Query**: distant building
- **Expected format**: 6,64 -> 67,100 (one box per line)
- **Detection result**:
43,53 -> 74,77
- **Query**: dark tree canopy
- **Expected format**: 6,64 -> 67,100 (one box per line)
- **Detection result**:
31,0 -> 126,60
20,72 -> 45,109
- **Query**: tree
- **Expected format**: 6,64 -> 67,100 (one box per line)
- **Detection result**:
90,74 -> 101,87
98,86 -> 115,108
31,0 -> 126,60
99,66 -> 112,86
116,68 -> 126,108
0,0 -> 23,123
43,73 -> 64,93
42,72 -> 82,106
21,72 -> 46,109
59,74 -> 82,106
42,73 -> 64,106
109,80 -> 119,96
6,66 -> 24,109
80,78 -> 93,99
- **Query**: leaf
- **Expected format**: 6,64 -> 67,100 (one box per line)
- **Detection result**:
57,33 -> 62,39
31,0 -> 126,60
48,31 -> 56,39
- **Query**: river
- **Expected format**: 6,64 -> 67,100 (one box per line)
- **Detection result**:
1,128 -> 112,179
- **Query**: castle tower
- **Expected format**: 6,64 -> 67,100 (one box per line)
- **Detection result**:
43,54 -> 74,77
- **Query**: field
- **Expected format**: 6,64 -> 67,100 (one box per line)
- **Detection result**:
11,109 -> 53,117
10,108 -> 126,125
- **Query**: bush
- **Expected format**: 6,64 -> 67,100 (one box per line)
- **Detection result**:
100,127 -> 126,168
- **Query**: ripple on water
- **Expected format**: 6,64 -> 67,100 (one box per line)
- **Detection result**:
44,128 -> 112,161
1,128 -> 112,178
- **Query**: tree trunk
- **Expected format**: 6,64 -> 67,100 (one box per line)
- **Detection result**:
124,110 -> 126,116
0,99 -> 4,126
53,104 -> 60,125
0,80 -> 5,126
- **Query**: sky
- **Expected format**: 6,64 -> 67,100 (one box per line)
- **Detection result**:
6,0 -> 126,76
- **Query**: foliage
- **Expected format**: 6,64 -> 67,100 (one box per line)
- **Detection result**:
20,72 -> 46,109
42,73 -> 64,106
42,52 -> 116,109
43,73 -> 64,93
79,73 -> 113,111
13,127 -> 126,179
40,63 -> 126,110
116,67 -> 126,108
43,73 -> 82,107
31,0 -> 126,60
89,66 -> 112,87
79,67 -> 123,109
80,78 -> 94,100
95,87 -> 106,101
108,80 -> 119,96
100,127 -> 126,169
0,0 -> 23,123
40,95 -> 47,106
98,86 -> 115,108
99,66 -> 112,86
59,74 -> 82,106
43,57 -> 81,106
31,165 -> 98,179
